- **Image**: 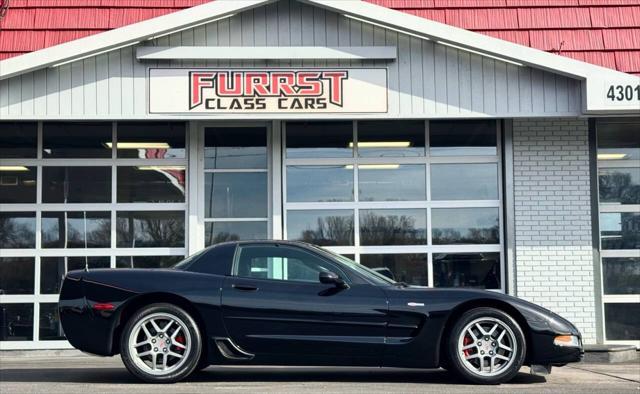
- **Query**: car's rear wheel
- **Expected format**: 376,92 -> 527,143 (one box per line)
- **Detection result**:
447,307 -> 526,384
120,303 -> 202,383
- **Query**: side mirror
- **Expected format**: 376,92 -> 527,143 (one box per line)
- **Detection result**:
319,271 -> 348,289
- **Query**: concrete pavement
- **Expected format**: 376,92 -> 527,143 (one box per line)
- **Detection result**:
0,355 -> 638,393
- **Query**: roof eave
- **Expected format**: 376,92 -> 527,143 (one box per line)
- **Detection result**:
0,0 -> 274,81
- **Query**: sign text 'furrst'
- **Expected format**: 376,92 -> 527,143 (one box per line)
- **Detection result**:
148,68 -> 388,114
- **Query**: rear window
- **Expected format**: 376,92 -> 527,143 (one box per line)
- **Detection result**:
183,243 -> 236,276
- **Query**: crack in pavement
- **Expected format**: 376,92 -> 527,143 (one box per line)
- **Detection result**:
567,365 -> 640,384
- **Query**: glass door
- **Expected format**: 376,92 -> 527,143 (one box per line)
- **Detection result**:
200,125 -> 271,247
596,119 -> 640,346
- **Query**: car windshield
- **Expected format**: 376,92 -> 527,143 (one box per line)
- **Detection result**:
313,247 -> 397,285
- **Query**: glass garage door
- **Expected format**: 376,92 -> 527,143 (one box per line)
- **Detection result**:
596,119 -> 640,346
282,120 -> 504,291
0,121 -> 188,348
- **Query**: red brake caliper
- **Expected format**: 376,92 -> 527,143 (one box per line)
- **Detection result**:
175,336 -> 185,354
463,336 -> 472,357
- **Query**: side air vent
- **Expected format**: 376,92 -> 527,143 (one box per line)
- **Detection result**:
214,337 -> 254,360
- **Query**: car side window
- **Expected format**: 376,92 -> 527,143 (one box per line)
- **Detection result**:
235,244 -> 348,284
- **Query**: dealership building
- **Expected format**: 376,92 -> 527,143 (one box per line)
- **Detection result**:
0,0 -> 638,350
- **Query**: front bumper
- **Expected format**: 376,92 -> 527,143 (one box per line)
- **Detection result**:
527,332 -> 584,365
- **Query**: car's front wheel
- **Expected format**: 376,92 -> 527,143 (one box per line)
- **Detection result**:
447,307 -> 526,384
120,303 -> 202,383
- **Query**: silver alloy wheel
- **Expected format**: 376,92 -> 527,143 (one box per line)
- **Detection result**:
128,312 -> 192,376
457,317 -> 517,377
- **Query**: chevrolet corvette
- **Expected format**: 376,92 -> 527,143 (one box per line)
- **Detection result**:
58,240 -> 583,384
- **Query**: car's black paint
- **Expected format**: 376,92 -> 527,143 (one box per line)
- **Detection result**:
59,240 -> 582,369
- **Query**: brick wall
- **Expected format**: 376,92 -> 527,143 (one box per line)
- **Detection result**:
512,118 -> 597,344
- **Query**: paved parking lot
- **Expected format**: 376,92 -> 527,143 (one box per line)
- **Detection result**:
1,355 -> 638,393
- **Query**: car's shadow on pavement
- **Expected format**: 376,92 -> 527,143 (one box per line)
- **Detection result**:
0,366 -> 547,385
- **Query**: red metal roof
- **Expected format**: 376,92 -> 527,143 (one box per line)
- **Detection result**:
0,0 -> 638,75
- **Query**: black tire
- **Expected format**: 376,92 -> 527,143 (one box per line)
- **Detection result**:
447,307 -> 526,384
120,303 -> 202,383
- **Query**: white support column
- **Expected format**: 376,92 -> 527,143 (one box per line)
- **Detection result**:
188,121 -> 203,255
271,120 -> 283,240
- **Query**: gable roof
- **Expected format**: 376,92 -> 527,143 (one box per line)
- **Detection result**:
1,0 -> 639,75
0,0 -> 638,114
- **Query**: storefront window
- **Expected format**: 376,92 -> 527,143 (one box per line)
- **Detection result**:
604,303 -> 640,340
602,257 -> 640,295
284,120 -> 502,289
0,258 -> 34,295
600,212 -> 640,250
205,172 -> 267,218
430,120 -> 497,156
204,126 -> 269,245
358,165 -> 426,201
117,122 -> 185,159
42,212 -> 111,248
597,119 -> 640,344
287,210 -> 354,246
43,167 -> 111,203
205,222 -> 268,244
0,212 -> 36,249
205,127 -> 267,169
360,209 -> 427,246
43,122 -> 112,158
39,303 -> 65,341
360,254 -> 428,286
431,163 -> 498,200
357,121 -> 425,157
118,166 -> 185,203
116,211 -> 185,248
286,121 -> 353,158
287,166 -> 353,203
598,167 -> 640,205
432,208 -> 500,245
434,253 -> 501,289
0,122 -> 37,158
0,166 -> 37,204
0,304 -> 33,341
1,121 -> 187,345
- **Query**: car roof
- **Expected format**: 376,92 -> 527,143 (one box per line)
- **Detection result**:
210,239 -> 318,249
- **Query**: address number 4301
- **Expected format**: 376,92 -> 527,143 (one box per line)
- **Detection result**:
606,84 -> 640,102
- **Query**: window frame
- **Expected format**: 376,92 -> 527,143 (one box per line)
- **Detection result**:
231,243 -> 352,285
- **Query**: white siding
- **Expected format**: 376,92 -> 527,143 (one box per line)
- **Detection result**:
0,0 -> 582,119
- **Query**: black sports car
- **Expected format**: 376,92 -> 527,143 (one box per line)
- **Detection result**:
58,241 -> 583,384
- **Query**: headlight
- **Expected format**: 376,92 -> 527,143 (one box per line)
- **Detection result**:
553,335 -> 581,348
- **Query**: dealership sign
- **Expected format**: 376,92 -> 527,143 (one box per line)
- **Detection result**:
148,68 -> 388,114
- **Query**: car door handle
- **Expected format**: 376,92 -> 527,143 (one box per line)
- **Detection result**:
232,284 -> 259,291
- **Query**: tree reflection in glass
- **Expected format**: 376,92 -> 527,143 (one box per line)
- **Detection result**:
116,211 -> 184,248
0,212 -> 36,249
287,210 -> 354,246
359,209 -> 427,245
432,208 -> 499,244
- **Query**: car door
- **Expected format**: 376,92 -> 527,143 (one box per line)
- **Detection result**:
220,243 -> 388,365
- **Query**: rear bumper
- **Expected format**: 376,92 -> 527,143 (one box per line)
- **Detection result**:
58,275 -> 120,356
